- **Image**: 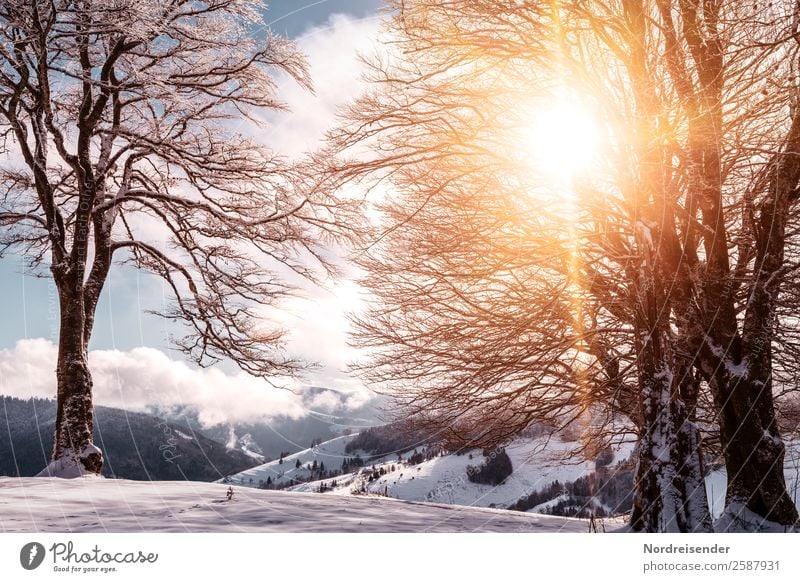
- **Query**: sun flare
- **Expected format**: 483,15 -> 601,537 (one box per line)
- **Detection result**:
519,101 -> 601,179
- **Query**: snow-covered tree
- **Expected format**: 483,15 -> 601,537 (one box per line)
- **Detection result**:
325,0 -> 800,531
0,1 -> 354,476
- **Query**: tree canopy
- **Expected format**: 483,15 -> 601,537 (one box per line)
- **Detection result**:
325,0 -> 800,531
0,0 -> 356,475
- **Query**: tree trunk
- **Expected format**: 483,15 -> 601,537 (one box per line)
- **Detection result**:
629,258 -> 712,532
710,366 -> 798,528
630,343 -> 712,532
47,284 -> 103,475
704,135 -> 800,528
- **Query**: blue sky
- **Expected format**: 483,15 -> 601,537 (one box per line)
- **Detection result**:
0,0 -> 384,422
265,0 -> 383,37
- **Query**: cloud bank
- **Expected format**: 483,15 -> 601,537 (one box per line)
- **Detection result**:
0,339 -> 369,427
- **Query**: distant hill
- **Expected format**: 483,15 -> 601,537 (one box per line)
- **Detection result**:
218,433 -> 359,489
0,396 -> 256,481
343,421 -> 434,459
216,420 -> 437,490
160,386 -> 383,462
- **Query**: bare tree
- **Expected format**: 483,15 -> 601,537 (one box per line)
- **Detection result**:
0,0 -> 353,476
326,0 -> 800,530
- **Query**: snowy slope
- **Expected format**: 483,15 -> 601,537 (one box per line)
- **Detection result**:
0,477 -> 599,533
218,433 -> 359,488
351,437 -> 630,508
234,433 -> 266,462
282,434 -> 635,514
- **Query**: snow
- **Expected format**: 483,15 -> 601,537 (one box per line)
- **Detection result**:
35,445 -> 104,479
9,436 -> 797,533
705,439 -> 800,527
240,447 -> 265,461
236,433 -> 266,462
218,433 -> 359,488
342,437 -> 620,509
225,431 -> 800,532
715,502 -> 797,533
173,430 -> 193,441
704,468 -> 727,518
223,430 -> 265,462
225,433 -> 635,517
35,457 -> 90,479
724,357 -> 749,378
529,492 -> 571,513
0,477 -> 598,533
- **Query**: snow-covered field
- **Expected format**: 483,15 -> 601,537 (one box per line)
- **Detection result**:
3,438 -> 797,533
0,477 -> 604,533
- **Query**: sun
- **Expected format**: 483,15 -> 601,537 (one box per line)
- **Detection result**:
518,100 -> 601,179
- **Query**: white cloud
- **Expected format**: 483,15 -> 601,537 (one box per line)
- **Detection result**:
0,338 -> 370,427
240,13 -> 383,396
234,13 -> 382,157
267,277 -> 372,392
